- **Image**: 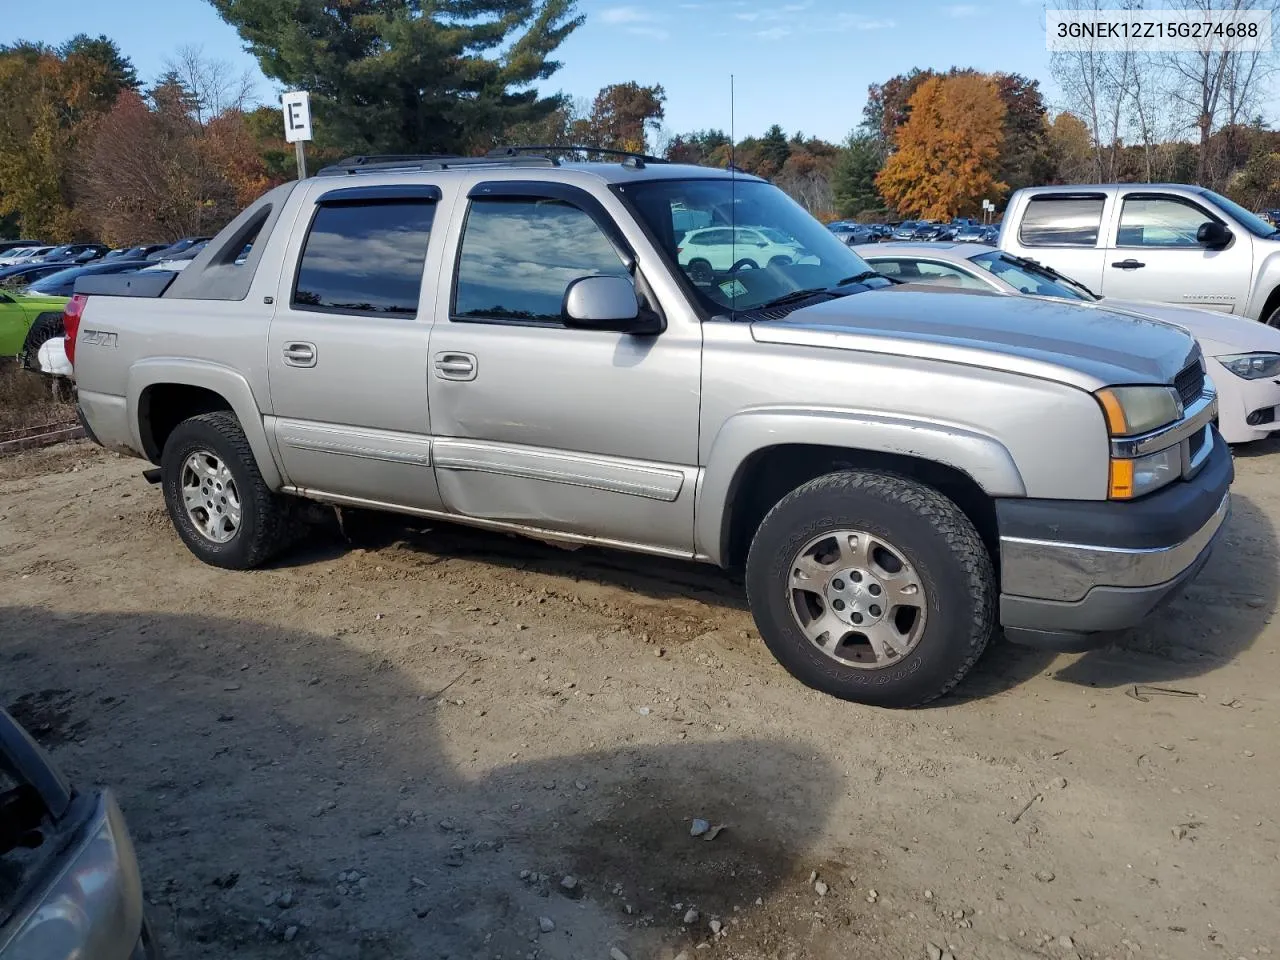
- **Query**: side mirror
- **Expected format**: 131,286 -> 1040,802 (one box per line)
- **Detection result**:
562,275 -> 660,334
1197,221 -> 1232,249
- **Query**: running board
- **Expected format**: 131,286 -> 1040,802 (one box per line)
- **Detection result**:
142,468 -> 161,485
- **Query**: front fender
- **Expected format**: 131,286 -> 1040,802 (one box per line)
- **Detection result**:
1245,246 -> 1280,320
695,407 -> 1026,565
126,358 -> 283,489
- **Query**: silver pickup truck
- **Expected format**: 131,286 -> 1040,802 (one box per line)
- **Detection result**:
65,152 -> 1231,707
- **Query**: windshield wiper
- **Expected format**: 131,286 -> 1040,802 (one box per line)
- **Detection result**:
835,270 -> 889,286
755,287 -> 833,310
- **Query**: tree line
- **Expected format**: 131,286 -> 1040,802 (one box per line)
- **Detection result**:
2,0 -> 1278,243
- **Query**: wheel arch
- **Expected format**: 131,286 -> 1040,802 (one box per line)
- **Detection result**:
698,410 -> 1025,569
127,359 -> 282,489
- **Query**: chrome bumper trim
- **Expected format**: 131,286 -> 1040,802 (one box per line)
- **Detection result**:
1000,492 -> 1229,603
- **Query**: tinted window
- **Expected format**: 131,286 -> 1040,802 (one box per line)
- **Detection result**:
870,258 -> 990,290
693,229 -> 733,245
1018,195 -> 1105,246
1117,196 -> 1214,247
293,201 -> 434,315
453,198 -> 629,324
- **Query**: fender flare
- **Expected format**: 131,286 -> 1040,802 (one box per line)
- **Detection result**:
126,358 -> 283,489
695,407 -> 1026,565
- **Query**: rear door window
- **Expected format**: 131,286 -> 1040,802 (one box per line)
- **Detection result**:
1018,195 -> 1106,247
293,200 -> 435,316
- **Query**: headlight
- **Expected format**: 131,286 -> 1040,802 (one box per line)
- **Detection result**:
1217,352 -> 1280,380
1095,385 -> 1181,437
5,793 -> 145,959
1108,445 -> 1181,500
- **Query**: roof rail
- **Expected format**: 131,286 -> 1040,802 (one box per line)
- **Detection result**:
316,153 -> 557,177
487,144 -> 669,169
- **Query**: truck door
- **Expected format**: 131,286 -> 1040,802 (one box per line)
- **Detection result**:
1101,191 -> 1253,313
1002,192 -> 1110,294
266,183 -> 446,509
425,181 -> 702,555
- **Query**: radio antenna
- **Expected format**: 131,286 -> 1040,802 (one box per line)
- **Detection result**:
729,74 -> 736,170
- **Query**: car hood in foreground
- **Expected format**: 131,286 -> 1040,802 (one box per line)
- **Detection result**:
1096,297 -> 1280,359
750,286 -> 1199,391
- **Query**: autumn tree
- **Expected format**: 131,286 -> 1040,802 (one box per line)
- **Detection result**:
574,82 -> 666,153
757,124 -> 791,177
1047,112 -> 1095,184
665,129 -> 730,165
209,0 -> 583,156
877,73 -> 1007,219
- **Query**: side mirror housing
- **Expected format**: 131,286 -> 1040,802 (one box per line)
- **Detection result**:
562,275 -> 661,334
1197,221 -> 1232,249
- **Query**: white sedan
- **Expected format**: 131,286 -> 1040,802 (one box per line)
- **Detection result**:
855,241 -> 1280,444
678,225 -> 814,282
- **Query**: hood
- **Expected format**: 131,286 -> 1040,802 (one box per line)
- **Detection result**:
750,287 -> 1199,391
1097,297 -> 1280,358
14,292 -> 69,311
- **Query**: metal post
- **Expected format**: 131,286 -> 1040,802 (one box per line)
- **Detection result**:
295,140 -> 307,180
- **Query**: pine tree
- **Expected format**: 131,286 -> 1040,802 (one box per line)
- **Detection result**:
208,0 -> 584,156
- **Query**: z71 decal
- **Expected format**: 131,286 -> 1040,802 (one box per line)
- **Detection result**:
81,330 -> 118,348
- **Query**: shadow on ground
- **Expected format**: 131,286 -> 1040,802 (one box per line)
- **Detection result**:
0,605 -> 840,960
284,492 -> 1276,705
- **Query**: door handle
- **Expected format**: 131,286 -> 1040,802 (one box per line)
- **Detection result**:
282,341 -> 317,367
1111,259 -> 1146,270
433,352 -> 477,381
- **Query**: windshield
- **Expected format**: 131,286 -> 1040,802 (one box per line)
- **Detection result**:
969,250 -> 1098,301
1199,189 -> 1279,238
620,178 -> 887,314
27,267 -> 84,295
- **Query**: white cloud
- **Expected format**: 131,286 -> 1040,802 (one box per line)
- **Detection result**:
734,10 -> 761,20
756,26 -> 791,39
600,6 -> 650,24
834,14 -> 896,30
946,3 -> 978,17
627,24 -> 671,39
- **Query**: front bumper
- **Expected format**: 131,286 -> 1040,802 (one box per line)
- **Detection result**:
996,431 -> 1233,650
1208,356 -> 1280,444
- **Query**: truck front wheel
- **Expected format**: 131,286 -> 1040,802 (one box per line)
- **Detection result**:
160,411 -> 295,569
745,470 -> 995,708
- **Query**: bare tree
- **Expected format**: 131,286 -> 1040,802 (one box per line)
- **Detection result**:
1164,0 -> 1278,186
1049,0 -> 1139,181
163,44 -> 256,127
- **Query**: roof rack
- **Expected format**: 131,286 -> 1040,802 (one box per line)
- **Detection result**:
317,153 -> 557,177
487,145 -> 669,169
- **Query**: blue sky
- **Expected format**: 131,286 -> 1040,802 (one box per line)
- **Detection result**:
11,0 -> 1060,142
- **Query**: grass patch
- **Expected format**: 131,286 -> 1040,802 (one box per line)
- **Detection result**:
0,360 -> 74,435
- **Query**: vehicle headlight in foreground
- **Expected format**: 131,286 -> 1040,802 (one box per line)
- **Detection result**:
1217,352 -> 1280,380
2,792 -> 144,960
1094,386 -> 1185,500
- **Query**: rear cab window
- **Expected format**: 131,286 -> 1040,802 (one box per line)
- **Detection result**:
1018,194 -> 1107,247
293,198 -> 436,316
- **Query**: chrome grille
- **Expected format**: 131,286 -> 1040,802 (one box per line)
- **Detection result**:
1174,363 -> 1205,408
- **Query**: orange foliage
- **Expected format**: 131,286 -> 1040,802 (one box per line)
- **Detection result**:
876,74 -> 1008,219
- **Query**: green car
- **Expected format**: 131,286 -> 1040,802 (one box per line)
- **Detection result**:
0,289 -> 68,357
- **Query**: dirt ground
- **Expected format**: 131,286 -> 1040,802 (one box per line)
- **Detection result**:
1,441 -> 1277,960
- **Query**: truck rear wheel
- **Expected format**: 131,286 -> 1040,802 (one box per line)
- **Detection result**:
160,411 -> 295,570
745,470 -> 995,708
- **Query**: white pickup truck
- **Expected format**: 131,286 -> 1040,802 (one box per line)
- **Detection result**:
999,184 -> 1280,325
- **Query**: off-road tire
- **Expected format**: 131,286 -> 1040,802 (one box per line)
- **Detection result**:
17,312 -> 64,370
745,470 -> 995,708
160,411 -> 295,570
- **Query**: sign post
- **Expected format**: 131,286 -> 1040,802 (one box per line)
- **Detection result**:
282,91 -> 312,180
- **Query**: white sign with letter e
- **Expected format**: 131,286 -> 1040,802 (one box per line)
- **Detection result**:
282,91 -> 312,143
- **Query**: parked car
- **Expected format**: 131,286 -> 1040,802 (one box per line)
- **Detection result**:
0,246 -> 52,267
103,244 -> 167,262
0,286 -> 68,357
0,262 -> 74,291
868,223 -> 893,241
830,223 -> 876,245
24,260 -> 151,298
891,220 -> 920,240
0,706 -> 156,958
145,237 -> 212,261
678,226 -> 813,279
0,240 -> 41,257
953,222 -> 988,242
999,183 -> 1280,324
66,153 -> 1229,708
913,222 -> 945,241
858,241 -> 1280,443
